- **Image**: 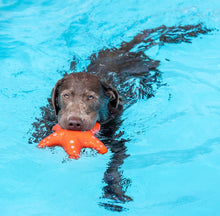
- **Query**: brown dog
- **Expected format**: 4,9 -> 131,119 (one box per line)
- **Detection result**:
31,23 -> 211,211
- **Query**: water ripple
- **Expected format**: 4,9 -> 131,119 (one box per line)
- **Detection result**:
126,137 -> 220,169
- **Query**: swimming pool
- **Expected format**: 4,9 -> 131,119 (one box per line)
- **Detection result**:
1,0 -> 220,215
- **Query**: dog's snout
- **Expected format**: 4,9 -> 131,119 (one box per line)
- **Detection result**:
67,117 -> 83,131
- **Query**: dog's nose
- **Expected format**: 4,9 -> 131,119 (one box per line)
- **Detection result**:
67,117 -> 83,131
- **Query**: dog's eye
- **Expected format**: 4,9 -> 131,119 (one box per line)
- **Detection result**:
63,94 -> 69,99
88,95 -> 95,100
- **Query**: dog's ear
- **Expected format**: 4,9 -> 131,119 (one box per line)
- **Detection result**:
101,82 -> 121,113
51,78 -> 63,115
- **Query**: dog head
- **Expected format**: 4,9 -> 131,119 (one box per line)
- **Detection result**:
51,72 -> 121,131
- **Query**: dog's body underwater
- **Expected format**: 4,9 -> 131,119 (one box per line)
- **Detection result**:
30,23 -> 211,212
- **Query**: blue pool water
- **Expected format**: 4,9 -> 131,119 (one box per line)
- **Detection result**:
1,0 -> 220,215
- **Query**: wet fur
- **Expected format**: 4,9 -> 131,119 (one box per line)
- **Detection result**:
51,73 -> 118,131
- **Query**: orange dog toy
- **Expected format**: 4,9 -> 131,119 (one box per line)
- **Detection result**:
38,122 -> 108,159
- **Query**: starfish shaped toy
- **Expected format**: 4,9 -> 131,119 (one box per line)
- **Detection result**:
38,122 -> 108,159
